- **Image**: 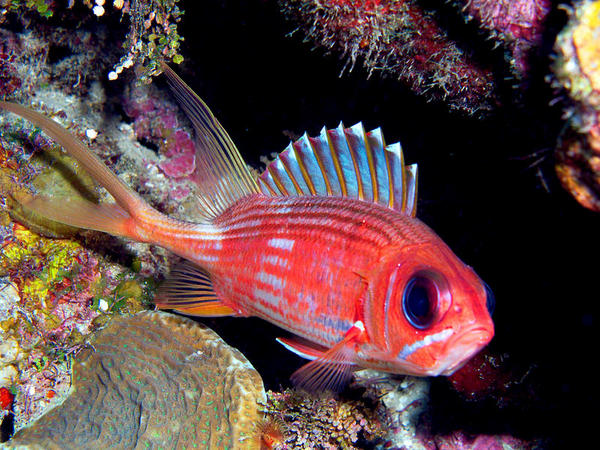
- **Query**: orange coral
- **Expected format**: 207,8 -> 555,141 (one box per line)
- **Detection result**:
553,0 -> 600,211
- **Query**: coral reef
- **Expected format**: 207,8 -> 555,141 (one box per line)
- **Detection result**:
106,0 -> 185,82
0,0 -> 184,84
265,387 -> 385,448
455,0 -> 551,77
280,0 -> 497,115
0,95 -> 163,436
0,35 -> 21,97
4,311 -> 267,449
552,0 -> 600,211
0,223 -> 108,430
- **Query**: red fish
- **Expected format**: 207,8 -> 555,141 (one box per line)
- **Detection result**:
0,65 -> 494,391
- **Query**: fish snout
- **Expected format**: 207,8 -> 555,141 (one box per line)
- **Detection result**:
439,325 -> 493,375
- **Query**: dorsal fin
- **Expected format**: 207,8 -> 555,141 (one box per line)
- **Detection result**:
257,122 -> 418,217
161,63 -> 260,221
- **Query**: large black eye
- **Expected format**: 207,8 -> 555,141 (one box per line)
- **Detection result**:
402,273 -> 439,329
484,282 -> 495,315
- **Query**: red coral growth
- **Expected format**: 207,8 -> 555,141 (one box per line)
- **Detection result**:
123,84 -> 196,201
447,349 -> 540,410
281,0 -> 497,114
456,0 -> 551,76
0,387 -> 14,411
448,350 -> 514,400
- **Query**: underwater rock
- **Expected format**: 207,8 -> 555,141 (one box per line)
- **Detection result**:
552,0 -> 600,211
0,0 -> 183,85
5,311 -> 266,449
280,0 -> 497,115
355,371 -> 431,449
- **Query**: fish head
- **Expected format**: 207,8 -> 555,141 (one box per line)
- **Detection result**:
366,239 -> 494,377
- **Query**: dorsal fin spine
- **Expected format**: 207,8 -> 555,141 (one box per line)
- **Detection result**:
405,164 -> 418,217
345,126 -> 365,201
393,143 -> 408,211
326,126 -> 348,197
258,176 -> 278,196
383,140 -> 396,210
279,149 -> 304,195
292,137 -> 317,195
267,163 -> 290,196
308,135 -> 333,196
365,133 -> 378,203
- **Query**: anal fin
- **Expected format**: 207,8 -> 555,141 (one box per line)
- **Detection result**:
288,321 -> 366,393
154,261 -> 236,317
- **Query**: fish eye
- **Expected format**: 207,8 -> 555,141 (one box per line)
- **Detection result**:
402,271 -> 440,329
484,282 -> 495,315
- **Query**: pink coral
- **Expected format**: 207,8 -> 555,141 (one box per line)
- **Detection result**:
431,430 -> 535,449
124,85 -> 197,179
457,0 -> 551,76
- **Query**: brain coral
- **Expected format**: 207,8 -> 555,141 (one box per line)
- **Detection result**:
5,311 -> 266,449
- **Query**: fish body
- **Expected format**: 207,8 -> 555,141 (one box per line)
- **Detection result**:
0,65 -> 494,391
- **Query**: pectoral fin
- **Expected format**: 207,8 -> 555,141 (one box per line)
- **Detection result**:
155,260 -> 237,317
285,321 -> 366,393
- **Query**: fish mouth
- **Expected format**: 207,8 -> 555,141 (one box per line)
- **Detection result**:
438,326 -> 493,375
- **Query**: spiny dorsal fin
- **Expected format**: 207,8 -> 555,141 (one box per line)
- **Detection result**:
257,122 -> 418,217
161,64 -> 260,221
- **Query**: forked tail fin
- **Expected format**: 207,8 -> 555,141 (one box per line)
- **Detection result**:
0,101 -> 159,239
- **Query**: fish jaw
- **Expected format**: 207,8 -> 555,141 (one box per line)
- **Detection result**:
437,325 -> 494,375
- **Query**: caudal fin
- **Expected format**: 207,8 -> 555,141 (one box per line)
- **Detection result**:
0,101 -> 157,239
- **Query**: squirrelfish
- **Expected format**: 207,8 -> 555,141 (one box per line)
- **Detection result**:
0,64 -> 494,391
